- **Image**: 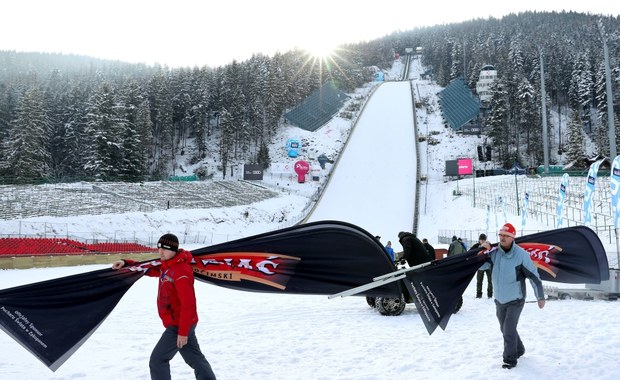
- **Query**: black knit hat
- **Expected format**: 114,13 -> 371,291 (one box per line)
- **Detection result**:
157,233 -> 179,252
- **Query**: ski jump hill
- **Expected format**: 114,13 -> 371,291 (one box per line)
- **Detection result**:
305,81 -> 418,250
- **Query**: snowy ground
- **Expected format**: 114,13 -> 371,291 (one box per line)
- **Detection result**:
1,246 -> 618,380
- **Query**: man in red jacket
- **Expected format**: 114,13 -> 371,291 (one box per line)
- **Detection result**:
113,233 -> 216,380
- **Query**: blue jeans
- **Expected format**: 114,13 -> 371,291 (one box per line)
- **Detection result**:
149,325 -> 216,380
495,298 -> 525,365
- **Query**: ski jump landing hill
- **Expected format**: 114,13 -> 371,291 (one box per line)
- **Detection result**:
305,81 -> 419,251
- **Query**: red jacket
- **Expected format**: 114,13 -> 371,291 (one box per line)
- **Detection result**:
126,249 -> 199,336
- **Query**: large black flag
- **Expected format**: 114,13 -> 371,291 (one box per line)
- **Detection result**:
0,220 -> 400,371
0,223 -> 609,369
0,268 -> 143,371
404,225 -> 609,335
403,250 -> 487,335
188,220 -> 401,296
514,226 -> 609,283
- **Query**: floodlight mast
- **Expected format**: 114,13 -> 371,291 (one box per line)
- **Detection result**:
598,19 -> 619,269
598,19 -> 617,159
539,48 -> 549,174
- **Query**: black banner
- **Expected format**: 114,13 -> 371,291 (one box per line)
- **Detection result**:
0,268 -> 143,371
514,226 -> 609,284
404,225 -> 609,335
404,250 -> 487,335
0,223 -> 609,369
188,220 -> 401,297
0,220 -> 400,371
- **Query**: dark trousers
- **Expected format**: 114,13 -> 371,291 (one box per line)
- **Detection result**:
150,325 -> 216,380
476,269 -> 493,297
495,299 -> 525,365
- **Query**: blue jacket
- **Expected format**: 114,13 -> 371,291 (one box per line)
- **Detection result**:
480,242 -> 545,304
385,246 -> 395,261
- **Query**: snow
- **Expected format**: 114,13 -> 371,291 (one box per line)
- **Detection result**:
1,58 -> 619,379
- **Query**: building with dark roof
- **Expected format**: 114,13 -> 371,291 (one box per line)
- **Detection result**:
437,78 -> 481,133
284,81 -> 350,132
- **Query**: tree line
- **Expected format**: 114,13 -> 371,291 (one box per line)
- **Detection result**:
1,11 -> 619,183
0,46 -> 392,183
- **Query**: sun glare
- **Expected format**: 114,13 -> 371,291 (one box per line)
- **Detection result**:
304,42 -> 337,60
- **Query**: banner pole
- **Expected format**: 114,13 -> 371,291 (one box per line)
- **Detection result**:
616,228 -> 620,269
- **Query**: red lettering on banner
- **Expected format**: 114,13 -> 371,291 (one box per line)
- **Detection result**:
521,242 -> 563,278
192,252 -> 301,289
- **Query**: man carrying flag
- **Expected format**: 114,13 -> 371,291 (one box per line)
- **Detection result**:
479,223 -> 546,369
113,234 -> 217,380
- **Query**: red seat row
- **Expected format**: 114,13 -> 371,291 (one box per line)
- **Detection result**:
0,238 -> 155,256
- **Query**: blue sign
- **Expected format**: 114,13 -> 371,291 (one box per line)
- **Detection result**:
285,138 -> 301,158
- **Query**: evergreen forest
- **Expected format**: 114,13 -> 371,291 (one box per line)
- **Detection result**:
1,10 -> 619,183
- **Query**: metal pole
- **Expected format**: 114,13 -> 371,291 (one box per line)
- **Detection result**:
473,164 -> 476,208
515,170 -> 520,216
599,20 -> 617,158
539,49 -> 549,173
616,228 -> 620,269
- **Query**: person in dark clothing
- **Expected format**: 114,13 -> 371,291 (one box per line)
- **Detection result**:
422,238 -> 436,261
397,231 -> 430,267
472,233 -> 493,298
458,237 -> 467,251
448,235 -> 466,256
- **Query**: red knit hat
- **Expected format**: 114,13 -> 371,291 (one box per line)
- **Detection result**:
499,223 -> 516,238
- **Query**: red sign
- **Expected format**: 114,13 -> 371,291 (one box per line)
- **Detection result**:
457,158 -> 473,175
294,160 -> 310,182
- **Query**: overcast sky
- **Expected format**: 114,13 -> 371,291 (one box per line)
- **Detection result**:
3,0 -> 620,68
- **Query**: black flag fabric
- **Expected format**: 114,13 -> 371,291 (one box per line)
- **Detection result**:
188,220 -> 402,296
513,226 -> 609,283
0,268 -> 144,371
0,220 -> 400,371
403,225 -> 609,335
0,223 -> 609,370
403,250 -> 488,335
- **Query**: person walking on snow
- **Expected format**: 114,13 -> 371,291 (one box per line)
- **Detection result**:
479,223 -> 545,369
472,233 -> 493,298
112,233 -> 217,380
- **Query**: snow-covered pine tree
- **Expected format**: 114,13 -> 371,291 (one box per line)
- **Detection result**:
566,110 -> 586,165
1,87 -> 51,180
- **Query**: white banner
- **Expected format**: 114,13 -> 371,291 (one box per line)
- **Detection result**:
611,156 -> 620,228
556,173 -> 570,228
270,162 -> 295,174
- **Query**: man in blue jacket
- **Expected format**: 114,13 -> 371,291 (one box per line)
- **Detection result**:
479,223 -> 545,369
